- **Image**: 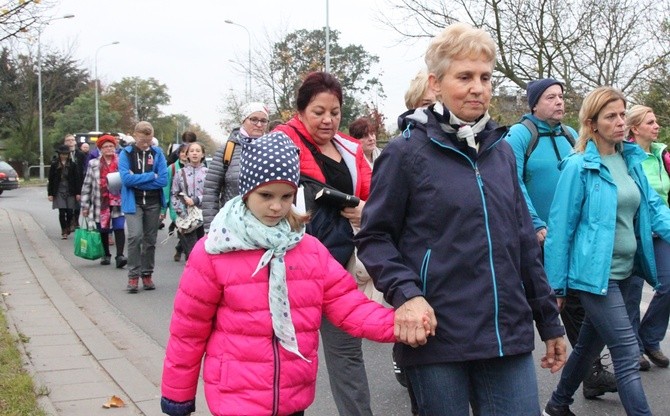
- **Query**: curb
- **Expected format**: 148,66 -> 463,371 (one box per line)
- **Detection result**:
1,208 -> 163,415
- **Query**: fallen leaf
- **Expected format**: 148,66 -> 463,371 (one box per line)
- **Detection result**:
102,395 -> 125,408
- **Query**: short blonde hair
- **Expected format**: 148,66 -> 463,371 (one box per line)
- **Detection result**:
404,70 -> 430,110
575,86 -> 626,153
425,22 -> 496,80
134,121 -> 154,136
625,104 -> 654,141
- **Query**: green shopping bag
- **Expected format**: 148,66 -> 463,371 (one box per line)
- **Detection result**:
73,223 -> 104,260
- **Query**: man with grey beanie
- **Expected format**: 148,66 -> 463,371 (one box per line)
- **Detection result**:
505,78 -> 617,400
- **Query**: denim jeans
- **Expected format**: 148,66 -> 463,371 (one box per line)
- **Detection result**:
548,278 -> 651,415
405,352 -> 540,416
125,202 -> 161,278
640,238 -> 670,352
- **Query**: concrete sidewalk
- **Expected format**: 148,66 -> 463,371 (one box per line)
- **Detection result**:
0,207 -> 188,415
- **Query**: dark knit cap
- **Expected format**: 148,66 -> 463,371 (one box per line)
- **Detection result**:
527,78 -> 563,111
238,131 -> 300,198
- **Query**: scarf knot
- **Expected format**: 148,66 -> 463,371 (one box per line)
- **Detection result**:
432,102 -> 490,151
205,196 -> 309,361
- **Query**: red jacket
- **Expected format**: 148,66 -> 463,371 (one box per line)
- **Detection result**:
161,236 -> 395,415
274,116 -> 372,200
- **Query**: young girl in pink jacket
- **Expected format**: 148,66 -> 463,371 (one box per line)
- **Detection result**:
161,132 -> 420,416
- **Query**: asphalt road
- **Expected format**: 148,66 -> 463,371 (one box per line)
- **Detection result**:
3,186 -> 670,415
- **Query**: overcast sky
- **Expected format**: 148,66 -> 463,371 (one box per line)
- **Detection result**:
38,0 -> 432,142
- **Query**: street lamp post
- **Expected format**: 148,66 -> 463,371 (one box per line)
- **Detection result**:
224,20 -> 251,101
37,14 -> 74,180
94,41 -> 120,132
325,0 -> 330,72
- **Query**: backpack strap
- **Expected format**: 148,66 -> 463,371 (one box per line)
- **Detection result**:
222,140 -> 236,173
662,149 -> 670,177
520,119 -> 576,182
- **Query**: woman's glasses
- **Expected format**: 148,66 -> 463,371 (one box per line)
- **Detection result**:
248,117 -> 269,126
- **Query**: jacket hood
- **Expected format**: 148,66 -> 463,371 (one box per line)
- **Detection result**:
397,105 -> 505,151
397,108 -> 433,142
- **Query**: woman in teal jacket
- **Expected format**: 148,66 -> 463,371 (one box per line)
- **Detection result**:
543,87 -> 670,416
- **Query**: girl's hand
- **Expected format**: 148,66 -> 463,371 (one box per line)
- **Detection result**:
183,196 -> 194,206
82,209 -> 89,217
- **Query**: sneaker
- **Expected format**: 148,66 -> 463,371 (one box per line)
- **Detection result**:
645,348 -> 670,368
142,275 -> 155,290
392,351 -> 408,388
115,255 -> 127,269
127,277 -> 139,294
583,355 -> 617,399
543,403 -> 575,416
639,355 -> 651,371
100,256 -> 111,265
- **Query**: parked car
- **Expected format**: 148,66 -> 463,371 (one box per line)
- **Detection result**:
0,161 -> 19,195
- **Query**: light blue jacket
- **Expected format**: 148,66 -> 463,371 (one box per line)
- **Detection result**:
545,140 -> 670,296
505,114 -> 577,231
118,145 -> 168,214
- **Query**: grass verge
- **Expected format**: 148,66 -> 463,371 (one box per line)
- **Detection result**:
0,304 -> 47,416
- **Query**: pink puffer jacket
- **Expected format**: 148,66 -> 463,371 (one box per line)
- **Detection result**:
162,235 -> 395,416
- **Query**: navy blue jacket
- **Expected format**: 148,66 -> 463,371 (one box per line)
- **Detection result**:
355,107 -> 564,366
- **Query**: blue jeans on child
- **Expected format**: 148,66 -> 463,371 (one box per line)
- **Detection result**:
547,278 -> 651,415
406,352 -> 539,415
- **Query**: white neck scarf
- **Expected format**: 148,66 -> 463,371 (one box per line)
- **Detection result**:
433,102 -> 491,151
205,196 -> 309,361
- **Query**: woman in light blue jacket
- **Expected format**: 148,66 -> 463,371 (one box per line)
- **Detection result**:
543,87 -> 670,416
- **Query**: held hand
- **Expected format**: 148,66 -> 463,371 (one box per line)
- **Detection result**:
75,194 -> 81,202
536,228 -> 547,245
395,296 -> 437,348
556,297 -> 565,311
48,196 -> 53,202
159,213 -> 166,221
341,200 -> 365,229
82,209 -> 89,217
540,337 -> 567,374
184,196 -> 194,206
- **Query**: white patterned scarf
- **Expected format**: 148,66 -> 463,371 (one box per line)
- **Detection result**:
433,102 -> 491,151
205,196 -> 309,361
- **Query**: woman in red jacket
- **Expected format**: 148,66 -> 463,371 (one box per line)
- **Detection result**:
273,72 -> 376,416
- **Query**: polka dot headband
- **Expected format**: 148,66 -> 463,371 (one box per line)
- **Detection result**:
238,131 -> 300,198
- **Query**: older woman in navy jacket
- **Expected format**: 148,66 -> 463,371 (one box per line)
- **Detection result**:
355,22 -> 566,416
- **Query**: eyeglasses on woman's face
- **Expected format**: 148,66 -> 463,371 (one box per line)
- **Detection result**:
247,117 -> 269,126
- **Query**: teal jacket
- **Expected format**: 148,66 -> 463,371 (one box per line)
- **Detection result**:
505,114 -> 577,231
545,141 -> 670,296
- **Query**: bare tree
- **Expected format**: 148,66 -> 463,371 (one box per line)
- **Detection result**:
379,0 -> 670,95
0,0 -> 54,43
